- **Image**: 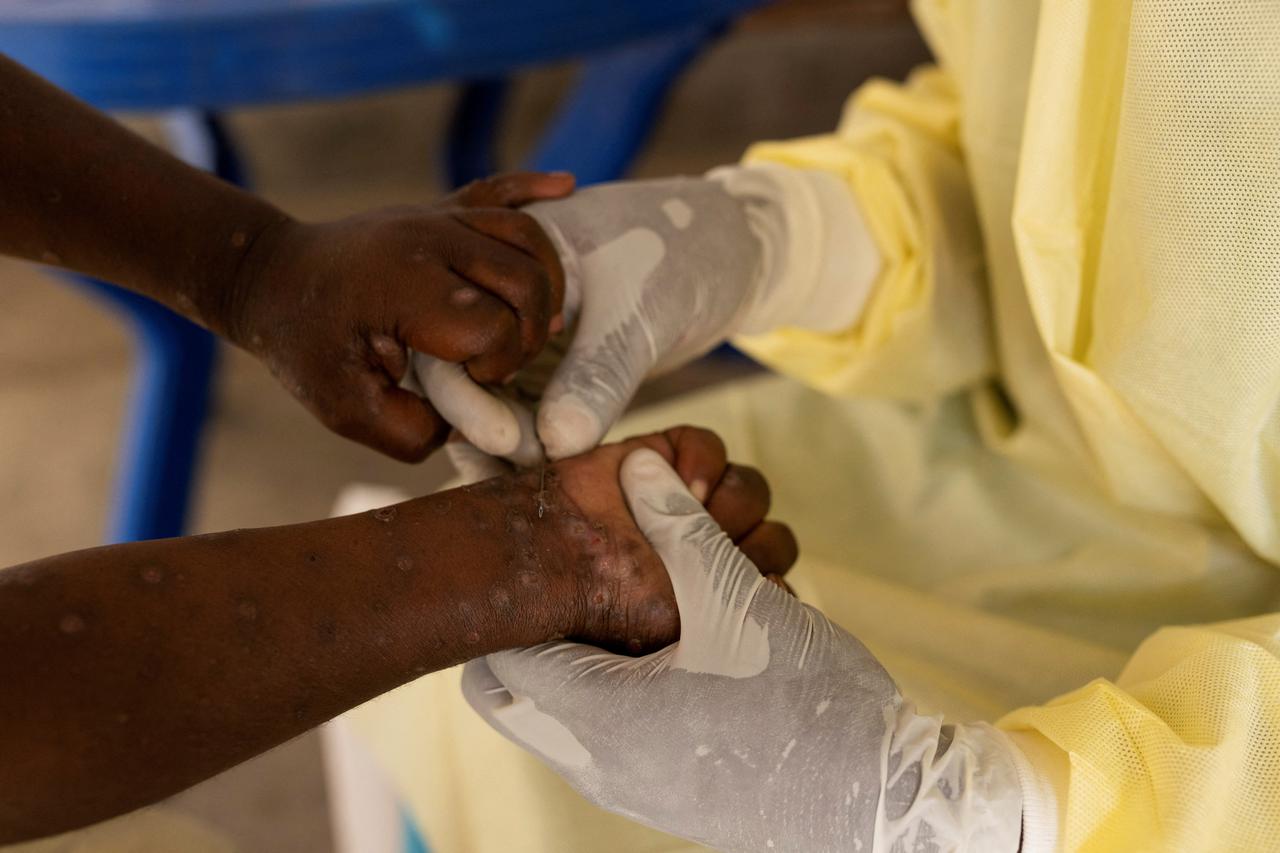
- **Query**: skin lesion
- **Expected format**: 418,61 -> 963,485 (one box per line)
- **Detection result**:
136,565 -> 166,586
521,456 -> 681,654
477,427 -> 782,656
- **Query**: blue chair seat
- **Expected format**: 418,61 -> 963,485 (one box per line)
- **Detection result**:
0,0 -> 760,109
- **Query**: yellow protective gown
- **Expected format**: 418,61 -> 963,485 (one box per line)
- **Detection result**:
344,0 -> 1280,850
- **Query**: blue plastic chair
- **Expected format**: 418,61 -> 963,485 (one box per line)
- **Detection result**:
0,0 -> 766,545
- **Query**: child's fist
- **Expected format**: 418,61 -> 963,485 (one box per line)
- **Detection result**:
227,171 -> 574,461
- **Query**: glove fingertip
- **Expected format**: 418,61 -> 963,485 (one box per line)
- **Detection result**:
620,446 -> 679,485
620,449 -> 701,518
537,397 -> 604,459
466,412 -> 522,458
417,354 -> 522,457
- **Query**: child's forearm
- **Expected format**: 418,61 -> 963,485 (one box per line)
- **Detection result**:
0,479 -> 571,844
0,54 -> 288,335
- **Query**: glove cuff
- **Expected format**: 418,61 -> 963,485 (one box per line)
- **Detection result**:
877,708 -> 1024,853
708,162 -> 880,336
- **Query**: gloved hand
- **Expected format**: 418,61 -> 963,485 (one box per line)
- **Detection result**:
417,164 -> 880,463
463,449 -> 1026,853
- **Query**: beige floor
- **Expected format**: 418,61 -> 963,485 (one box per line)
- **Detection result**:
0,14 -> 927,852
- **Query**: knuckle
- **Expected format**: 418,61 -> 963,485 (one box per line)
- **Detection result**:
675,425 -> 728,467
443,323 -> 495,359
464,310 -> 519,358
730,465 -> 771,506
513,208 -> 543,234
702,429 -> 729,458
776,526 -> 800,567
759,522 -> 799,565
324,405 -> 372,443
683,424 -> 723,447
503,211 -> 534,236
517,266 -> 553,315
397,431 -> 443,463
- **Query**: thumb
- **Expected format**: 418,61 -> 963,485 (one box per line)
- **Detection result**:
329,376 -> 448,463
535,279 -> 658,459
414,353 -> 542,466
620,448 -> 774,678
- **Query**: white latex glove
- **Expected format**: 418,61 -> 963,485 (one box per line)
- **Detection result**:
462,449 -> 1028,853
417,164 -> 880,462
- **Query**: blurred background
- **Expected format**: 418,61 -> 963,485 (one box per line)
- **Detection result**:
0,1 -> 926,849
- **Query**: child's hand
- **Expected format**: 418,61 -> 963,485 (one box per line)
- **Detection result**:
227,171 -> 574,461
466,425 -> 798,654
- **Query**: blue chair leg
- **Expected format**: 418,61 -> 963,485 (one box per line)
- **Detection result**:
400,805 -> 432,853
80,110 -> 243,543
445,79 -> 510,188
77,282 -> 217,543
442,23 -> 721,189
529,22 -> 750,365
527,22 -> 721,184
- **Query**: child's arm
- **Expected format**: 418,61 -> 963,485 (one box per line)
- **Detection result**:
0,426 -> 796,844
0,54 -> 573,461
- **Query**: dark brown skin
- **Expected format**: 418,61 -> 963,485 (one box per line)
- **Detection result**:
0,426 -> 797,844
0,54 -> 573,461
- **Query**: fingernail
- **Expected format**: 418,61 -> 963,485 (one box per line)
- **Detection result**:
549,313 -> 565,335
690,479 -> 709,503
